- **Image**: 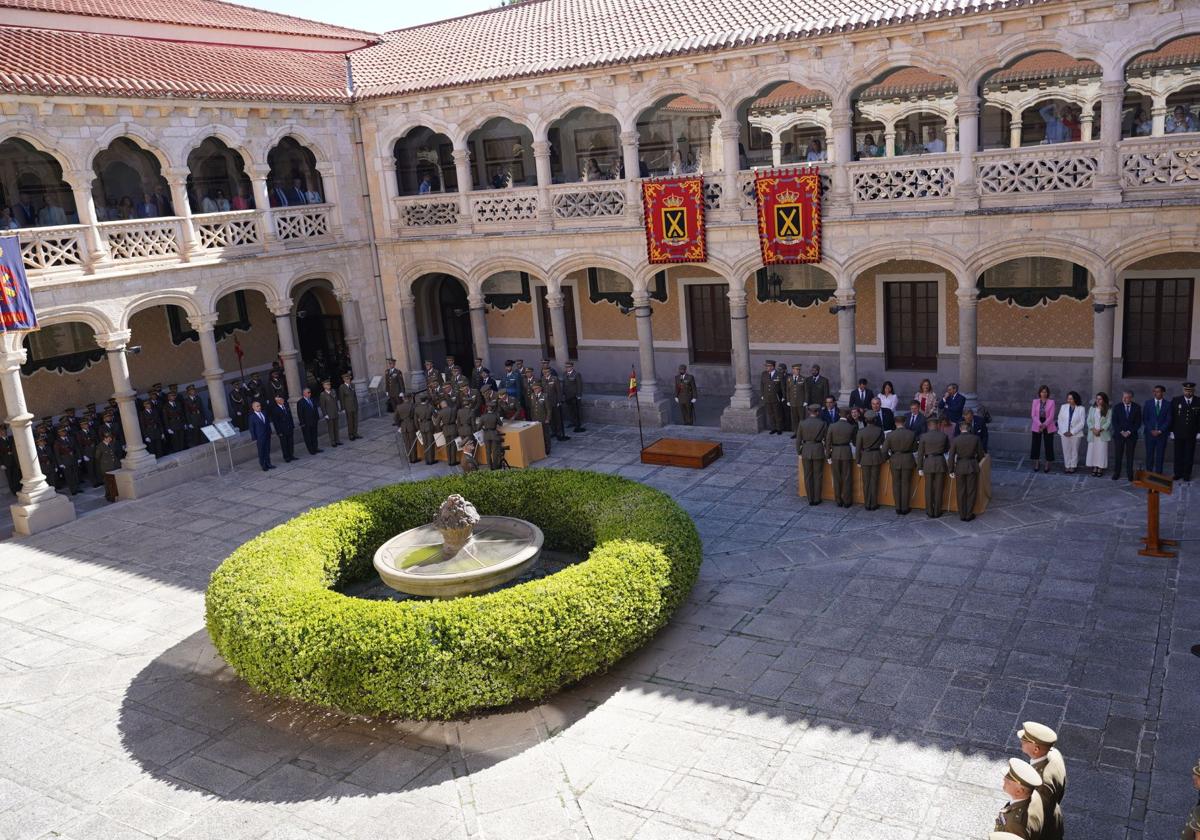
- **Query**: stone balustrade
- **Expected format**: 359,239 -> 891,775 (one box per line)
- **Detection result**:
16,224 -> 87,272
848,153 -> 958,206
193,210 -> 263,250
271,203 -> 333,241
1121,136 -> 1200,194
975,142 -> 1101,206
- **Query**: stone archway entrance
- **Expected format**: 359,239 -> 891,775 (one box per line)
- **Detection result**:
293,283 -> 347,387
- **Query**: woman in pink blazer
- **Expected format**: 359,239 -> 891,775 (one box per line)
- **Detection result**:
1030,384 -> 1057,472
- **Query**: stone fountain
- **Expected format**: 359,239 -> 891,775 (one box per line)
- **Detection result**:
372,494 -> 544,598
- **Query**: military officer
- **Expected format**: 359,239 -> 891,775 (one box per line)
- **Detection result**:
245,373 -> 265,405
826,408 -> 856,507
761,360 -> 783,434
422,360 -> 444,389
804,364 -> 831,408
948,419 -> 984,521
503,360 -> 522,406
228,381 -> 249,431
562,360 -> 586,432
996,758 -> 1045,839
797,405 -> 827,505
543,371 -> 569,441
182,385 -> 207,447
522,367 -> 538,414
318,379 -> 341,447
437,397 -> 459,466
0,423 -> 20,495
456,394 -> 479,450
139,397 -> 165,457
1018,723 -> 1066,840
529,380 -> 552,455
74,418 -> 99,488
471,357 -> 487,391
53,425 -> 80,495
449,364 -> 469,393
459,436 -> 481,474
99,408 -> 123,456
162,389 -> 187,453
1182,806 -> 1200,840
856,410 -> 887,510
498,392 -> 522,422
415,393 -> 437,464
479,400 -> 504,470
675,364 -> 698,425
383,357 -> 405,413
268,368 -> 288,403
917,416 -> 950,517
785,364 -> 806,437
35,433 -> 55,487
885,413 -> 918,515
394,393 -> 419,462
338,373 -> 360,441
1172,382 -> 1200,481
95,431 -> 120,502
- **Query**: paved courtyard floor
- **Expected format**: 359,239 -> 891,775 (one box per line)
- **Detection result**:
1,415 -> 1198,840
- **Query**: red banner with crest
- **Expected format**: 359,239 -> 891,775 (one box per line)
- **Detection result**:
641,177 -> 706,264
755,168 -> 821,265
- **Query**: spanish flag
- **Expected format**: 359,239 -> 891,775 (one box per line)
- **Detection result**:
627,366 -> 638,399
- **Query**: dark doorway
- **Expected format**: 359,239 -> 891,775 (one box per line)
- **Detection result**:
1123,277 -> 1194,379
686,283 -> 732,364
884,281 -> 938,370
296,289 -> 346,385
537,286 -> 579,361
438,277 -> 475,373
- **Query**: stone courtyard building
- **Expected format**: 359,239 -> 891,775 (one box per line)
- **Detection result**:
1,0 -> 1200,532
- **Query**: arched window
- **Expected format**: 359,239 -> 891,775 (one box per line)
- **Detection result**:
738,82 -> 833,167
393,126 -> 456,196
853,68 -> 957,158
0,138 -> 76,228
186,138 -> 252,214
979,52 -> 1102,147
465,118 -> 535,190
267,138 -> 325,204
91,137 -> 168,221
546,108 -> 623,183
635,95 -> 721,176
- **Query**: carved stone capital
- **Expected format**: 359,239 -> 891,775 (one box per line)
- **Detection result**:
187,314 -> 219,333
620,130 -> 640,147
93,329 -> 133,352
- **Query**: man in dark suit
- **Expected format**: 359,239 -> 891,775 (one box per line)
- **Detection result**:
1143,385 -> 1171,475
248,400 -> 274,471
1172,382 -> 1200,481
821,396 -> 839,426
270,395 -> 297,463
296,387 -> 322,455
868,396 -> 894,431
939,383 -> 966,434
1111,391 -> 1142,481
848,378 -> 874,410
804,364 -> 831,408
14,193 -> 39,228
902,400 -> 928,437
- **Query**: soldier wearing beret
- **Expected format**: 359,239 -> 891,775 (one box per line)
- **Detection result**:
917,415 -> 950,518
996,758 -> 1045,839
760,359 -> 783,434
825,408 -> 856,507
797,404 -> 827,505
948,418 -> 985,521
856,410 -> 886,510
1018,722 -> 1066,840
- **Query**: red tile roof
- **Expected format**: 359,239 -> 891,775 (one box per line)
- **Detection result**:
350,0 -> 1045,99
0,0 -> 378,42
859,66 -> 956,99
985,51 -> 1101,85
1129,34 -> 1200,70
0,26 -> 350,102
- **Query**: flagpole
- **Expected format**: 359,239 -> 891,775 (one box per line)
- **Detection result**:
635,390 -> 645,453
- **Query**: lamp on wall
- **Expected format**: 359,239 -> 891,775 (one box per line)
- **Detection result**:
1092,302 -> 1117,314
829,301 -> 855,315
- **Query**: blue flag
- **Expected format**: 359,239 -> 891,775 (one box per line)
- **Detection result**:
0,235 -> 37,332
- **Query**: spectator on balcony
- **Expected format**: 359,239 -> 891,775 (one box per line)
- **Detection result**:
1039,103 -> 1072,144
924,128 -> 946,154
609,157 -> 624,179
1064,106 -> 1082,141
1166,105 -> 1197,134
805,138 -> 826,162
288,178 -> 308,205
581,157 -> 602,182
136,192 -> 159,218
214,190 -> 231,212
1130,107 -> 1152,137
117,195 -> 135,219
858,134 -> 883,159
200,191 -> 219,214
230,187 -> 251,211
14,192 -> 39,228
418,175 -> 433,194
304,183 -> 323,204
0,207 -> 17,230
38,196 -> 67,226
269,180 -> 289,207
152,185 -> 173,216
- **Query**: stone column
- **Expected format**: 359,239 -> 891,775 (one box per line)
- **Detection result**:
1094,78 -> 1125,204
468,291 -> 492,372
338,293 -> 370,395
545,288 -> 570,366
621,129 -> 642,213
0,338 -> 75,535
884,127 -> 897,158
771,134 -> 784,167
270,303 -> 304,406
400,289 -> 423,385
1151,101 -> 1167,137
249,166 -> 276,242
164,168 -> 199,257
187,315 -> 230,425
1092,270 -> 1119,398
632,289 -> 660,404
95,330 -> 156,471
829,101 -> 854,217
955,94 -> 980,211
720,282 -> 760,433
65,170 -> 109,268
719,120 -> 742,213
835,288 -> 857,405
315,162 -> 343,236
453,147 -> 473,222
945,125 -> 958,154
532,139 -> 553,230
955,271 -> 980,409
1008,117 -> 1023,150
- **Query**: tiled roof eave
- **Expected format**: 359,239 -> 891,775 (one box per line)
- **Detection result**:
352,0 -> 1054,101
0,76 -> 351,103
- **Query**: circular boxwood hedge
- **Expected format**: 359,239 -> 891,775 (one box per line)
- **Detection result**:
204,469 -> 701,719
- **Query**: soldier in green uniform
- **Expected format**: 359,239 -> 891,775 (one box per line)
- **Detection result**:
338,372 -> 360,441
797,405 -> 827,505
675,364 -> 698,425
437,398 -> 459,466
917,415 -> 950,518
384,357 -> 405,414
885,413 -> 918,515
415,394 -> 436,464
760,360 -> 783,434
562,360 -> 586,432
182,385 -> 206,447
459,437 -> 481,474
422,360 -> 444,390
995,758 -> 1045,839
318,379 -> 341,447
825,408 -> 856,507
498,392 -> 521,422
162,389 -> 187,453
948,419 -> 984,521
786,364 -> 806,438
855,410 -> 886,510
543,371 -> 569,441
529,381 -> 551,455
53,425 -> 80,496
456,396 -> 478,452
95,431 -> 120,502
1018,723 -> 1066,840
479,401 -> 504,470
394,393 -> 419,462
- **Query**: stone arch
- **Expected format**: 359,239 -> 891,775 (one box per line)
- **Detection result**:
87,124 -> 171,172
1114,19 -> 1200,74
176,126 -> 256,175
546,253 -> 641,287
261,126 -> 331,167
965,34 -> 1109,90
542,95 -> 624,132
967,237 -> 1105,284
844,241 -> 967,282
470,256 -> 547,293
849,51 -> 969,98
721,67 -> 841,115
34,304 -> 119,336
1110,234 -> 1200,274
121,291 -> 202,328
387,115 -> 462,151
202,277 -> 284,315
455,102 -> 543,143
397,259 -> 472,298
0,122 -> 82,176
626,82 -> 732,130
285,269 -> 351,302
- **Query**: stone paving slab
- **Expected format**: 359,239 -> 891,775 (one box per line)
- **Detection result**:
1,416 -> 1197,839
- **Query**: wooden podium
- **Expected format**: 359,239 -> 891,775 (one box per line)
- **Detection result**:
641,438 -> 723,469
1133,470 -> 1177,558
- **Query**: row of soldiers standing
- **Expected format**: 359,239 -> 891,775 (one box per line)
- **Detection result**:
16,405 -> 125,501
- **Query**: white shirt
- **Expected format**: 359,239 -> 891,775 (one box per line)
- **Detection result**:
925,138 -> 946,153
305,190 -> 323,204
879,393 -> 898,411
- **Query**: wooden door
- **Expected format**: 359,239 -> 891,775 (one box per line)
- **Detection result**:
884,281 -> 938,370
686,283 -> 732,365
1123,277 -> 1193,378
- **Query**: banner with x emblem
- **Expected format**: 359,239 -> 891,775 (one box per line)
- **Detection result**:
641,176 -> 706,264
0,235 -> 38,333
755,168 -> 821,265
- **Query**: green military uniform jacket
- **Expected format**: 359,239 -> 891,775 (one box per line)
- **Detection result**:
884,427 -> 918,467
528,393 -> 550,423
760,370 -> 782,404
338,382 -> 359,416
785,376 -> 805,408
94,440 -> 120,475
456,405 -> 478,440
797,417 -> 827,458
385,367 -> 405,402
1032,750 -> 1067,840
318,389 -> 339,421
855,424 -> 886,466
825,419 -> 856,459
917,429 -> 949,472
804,374 -> 831,407
947,431 -> 983,474
995,793 -> 1045,839
675,373 -> 697,401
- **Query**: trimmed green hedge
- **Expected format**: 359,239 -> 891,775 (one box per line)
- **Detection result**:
204,469 -> 701,719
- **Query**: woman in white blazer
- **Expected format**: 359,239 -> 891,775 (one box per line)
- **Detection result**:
1057,391 -> 1087,473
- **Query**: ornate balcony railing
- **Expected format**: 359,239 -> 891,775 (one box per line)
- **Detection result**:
735,166 -> 832,220
1121,136 -> 1200,191
394,194 -> 460,231
99,218 -> 181,262
549,182 -> 626,221
976,143 -> 1099,204
272,204 -> 332,241
472,187 -> 539,226
849,154 -> 957,204
17,224 -> 87,272
194,210 -> 262,250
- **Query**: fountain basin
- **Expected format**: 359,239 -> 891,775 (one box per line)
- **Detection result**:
372,516 -> 544,598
